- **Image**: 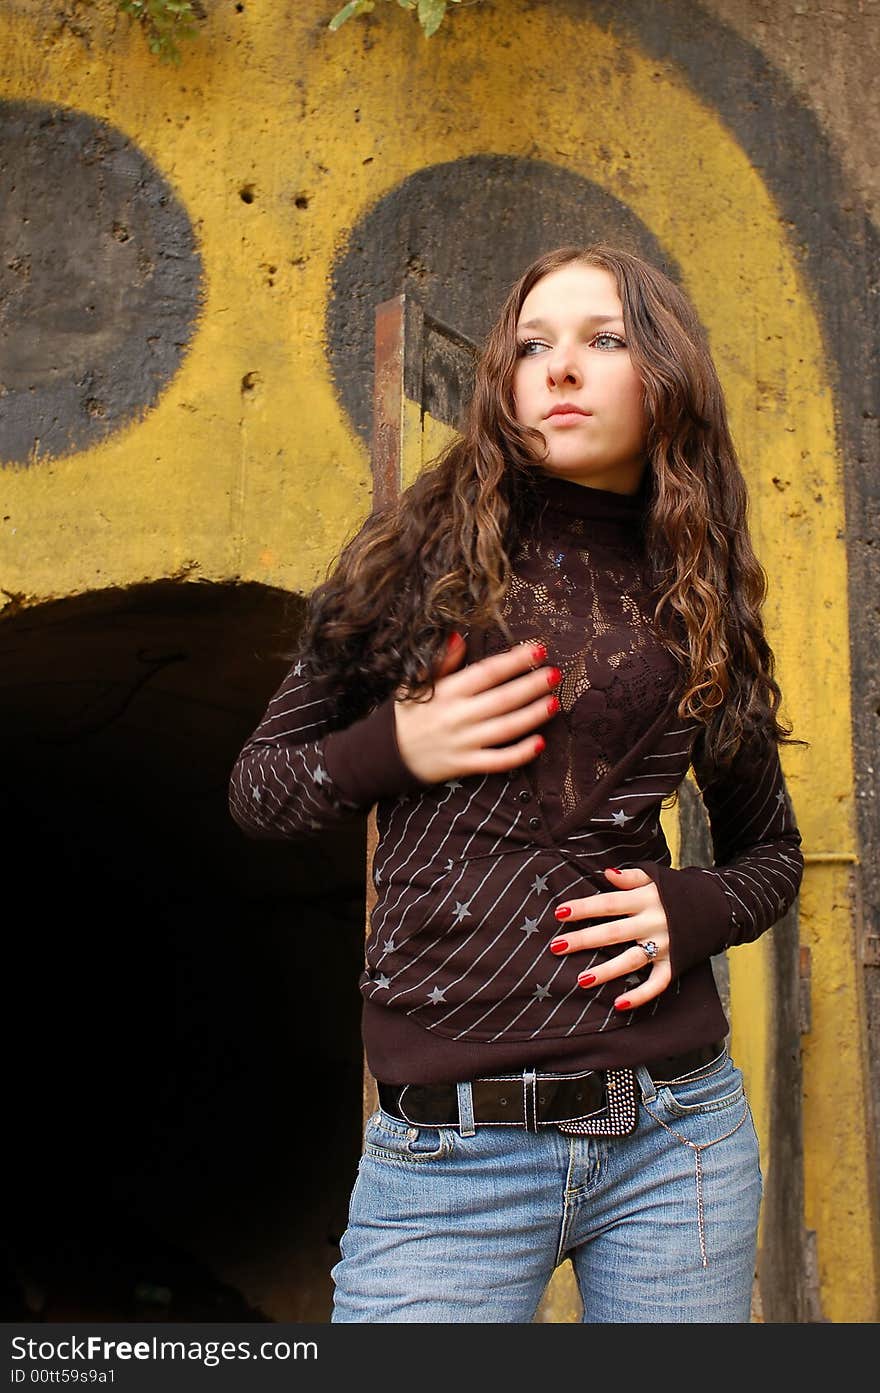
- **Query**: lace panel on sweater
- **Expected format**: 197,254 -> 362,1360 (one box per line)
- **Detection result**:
488,522 -> 680,824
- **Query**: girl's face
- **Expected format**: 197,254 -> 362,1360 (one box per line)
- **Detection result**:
512,262 -> 648,494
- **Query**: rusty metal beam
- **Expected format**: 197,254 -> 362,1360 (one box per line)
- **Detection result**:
363,295 -> 408,1126
370,294 -> 405,515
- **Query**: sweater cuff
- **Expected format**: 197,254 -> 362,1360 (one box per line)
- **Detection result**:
633,862 -> 733,979
323,693 -> 430,807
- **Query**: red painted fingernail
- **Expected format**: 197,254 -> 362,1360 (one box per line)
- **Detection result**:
615,999 -> 632,1011
578,973 -> 596,987
531,644 -> 547,663
607,867 -> 621,874
534,735 -> 546,754
547,695 -> 560,715
549,939 -> 568,954
554,905 -> 571,919
546,666 -> 562,688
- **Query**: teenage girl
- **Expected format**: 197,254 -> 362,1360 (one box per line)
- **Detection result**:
229,244 -> 803,1323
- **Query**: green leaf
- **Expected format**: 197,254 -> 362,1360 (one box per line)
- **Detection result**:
117,0 -> 200,62
328,0 -> 374,30
417,0 -> 447,37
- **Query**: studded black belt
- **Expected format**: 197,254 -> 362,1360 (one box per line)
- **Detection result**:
376,1040 -> 726,1138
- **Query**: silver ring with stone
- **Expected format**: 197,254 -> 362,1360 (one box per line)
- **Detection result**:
637,939 -> 659,961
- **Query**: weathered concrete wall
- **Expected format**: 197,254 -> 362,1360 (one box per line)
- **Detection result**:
1,0 -> 877,1322
704,0 -> 880,223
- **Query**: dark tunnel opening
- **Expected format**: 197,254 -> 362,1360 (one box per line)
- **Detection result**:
0,581 -> 366,1322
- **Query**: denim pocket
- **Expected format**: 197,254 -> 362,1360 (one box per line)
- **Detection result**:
643,1054 -> 757,1163
657,1053 -> 743,1119
363,1109 -> 452,1164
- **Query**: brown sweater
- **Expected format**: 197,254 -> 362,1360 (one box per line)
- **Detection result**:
229,472 -> 803,1084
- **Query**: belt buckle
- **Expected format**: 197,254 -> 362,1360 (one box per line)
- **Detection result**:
556,1068 -> 639,1136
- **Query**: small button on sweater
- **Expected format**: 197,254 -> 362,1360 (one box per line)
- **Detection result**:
229,471 -> 803,1085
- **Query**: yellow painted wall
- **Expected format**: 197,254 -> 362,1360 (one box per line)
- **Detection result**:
1,0 -> 874,1321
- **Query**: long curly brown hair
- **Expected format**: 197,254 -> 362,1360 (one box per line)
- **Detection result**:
301,244 -> 795,768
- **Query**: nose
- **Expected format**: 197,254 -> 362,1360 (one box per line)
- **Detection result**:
545,343 -> 583,388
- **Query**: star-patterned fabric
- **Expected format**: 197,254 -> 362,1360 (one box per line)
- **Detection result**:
229,471 -> 803,1085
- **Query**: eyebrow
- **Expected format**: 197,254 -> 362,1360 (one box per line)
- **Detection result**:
517,314 -> 624,330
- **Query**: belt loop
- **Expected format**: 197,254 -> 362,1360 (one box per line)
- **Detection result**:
456,1081 -> 476,1136
522,1069 -> 538,1132
635,1065 -> 657,1104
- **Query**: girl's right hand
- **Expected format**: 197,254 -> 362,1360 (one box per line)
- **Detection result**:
393,635 -> 562,785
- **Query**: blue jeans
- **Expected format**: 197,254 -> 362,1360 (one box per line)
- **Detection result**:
331,1050 -> 761,1323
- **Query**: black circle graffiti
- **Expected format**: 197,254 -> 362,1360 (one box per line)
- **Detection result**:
326,153 -> 678,447
0,101 -> 203,466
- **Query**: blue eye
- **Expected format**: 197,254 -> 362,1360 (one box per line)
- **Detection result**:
593,332 -> 627,350
517,333 -> 626,355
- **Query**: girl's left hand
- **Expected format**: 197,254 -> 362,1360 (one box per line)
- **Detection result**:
550,867 -> 671,1010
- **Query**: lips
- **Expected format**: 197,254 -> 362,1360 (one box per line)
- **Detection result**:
544,404 -> 591,420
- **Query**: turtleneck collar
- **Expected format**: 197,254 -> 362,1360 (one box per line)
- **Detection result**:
524,468 -> 649,536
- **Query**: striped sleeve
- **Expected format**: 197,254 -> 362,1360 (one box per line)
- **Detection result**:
228,657 -> 426,841
637,733 -> 804,978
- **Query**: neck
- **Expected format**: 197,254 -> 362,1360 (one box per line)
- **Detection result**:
524,468 -> 648,531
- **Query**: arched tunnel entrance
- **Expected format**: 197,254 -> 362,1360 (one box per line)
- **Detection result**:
1,580 -> 366,1322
